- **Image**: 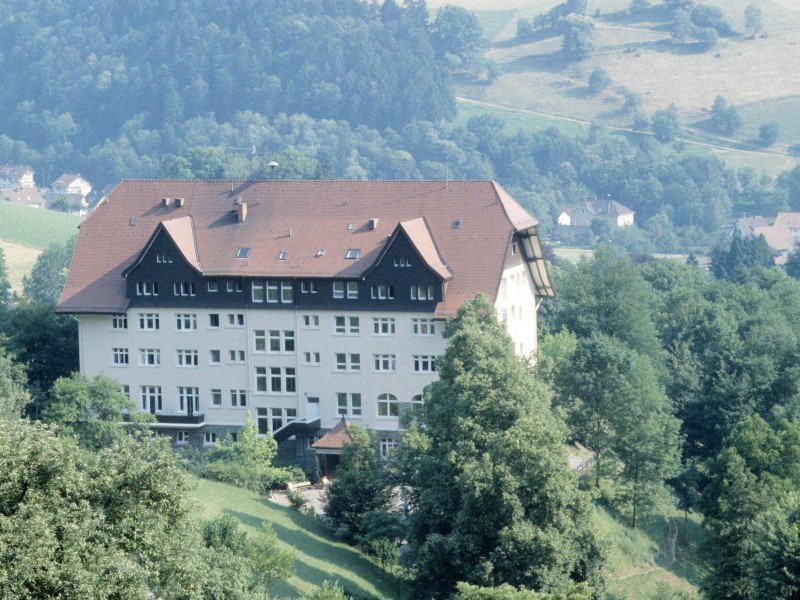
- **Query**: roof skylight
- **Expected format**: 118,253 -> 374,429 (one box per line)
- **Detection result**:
346,249 -> 360,259
236,247 -> 250,259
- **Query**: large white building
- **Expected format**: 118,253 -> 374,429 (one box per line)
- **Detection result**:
57,180 -> 553,461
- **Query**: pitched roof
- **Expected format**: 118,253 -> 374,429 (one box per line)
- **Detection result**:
312,418 -> 355,453
0,187 -> 44,206
52,173 -> 90,188
557,198 -> 634,218
57,180 -> 552,315
0,165 -> 33,179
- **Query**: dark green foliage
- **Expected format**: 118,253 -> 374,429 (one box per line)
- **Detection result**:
561,14 -> 596,61
587,67 -> 611,94
0,347 -> 32,421
455,582 -> 594,599
709,96 -> 742,136
432,5 -> 485,63
709,234 -> 773,280
202,414 -> 299,493
324,425 -> 392,542
402,296 -> 604,598
758,121 -> 779,146
701,416 -> 800,600
43,373 -> 152,449
22,236 -> 76,304
0,247 -> 11,304
652,104 -> 682,142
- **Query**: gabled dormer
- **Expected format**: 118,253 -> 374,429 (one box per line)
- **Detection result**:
122,216 -> 204,306
360,217 -> 452,310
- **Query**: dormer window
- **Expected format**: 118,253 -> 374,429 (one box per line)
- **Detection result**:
346,249 -> 360,259
278,251 -> 288,261
236,247 -> 250,259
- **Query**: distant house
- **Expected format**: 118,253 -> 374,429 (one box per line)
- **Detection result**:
0,186 -> 45,208
51,173 -> 92,199
735,213 -> 800,265
0,165 -> 35,189
556,198 -> 635,228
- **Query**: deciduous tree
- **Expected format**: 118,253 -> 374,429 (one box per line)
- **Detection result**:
402,296 -> 604,597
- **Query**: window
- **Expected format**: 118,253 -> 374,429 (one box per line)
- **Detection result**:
228,350 -> 245,363
204,432 -> 217,446
136,281 -> 159,296
268,367 -> 296,394
176,349 -> 198,367
377,393 -> 399,417
271,408 -> 284,432
176,431 -> 189,445
209,349 -> 221,364
257,407 -> 270,434
302,314 -> 320,329
211,389 -> 222,406
412,394 -> 424,407
301,281 -> 318,294
227,313 -> 244,327
138,313 -> 160,330
209,313 -> 220,328
373,318 -> 395,335
373,354 -> 396,372
121,385 -> 130,400
139,349 -> 161,366
252,281 -> 265,302
173,282 -> 196,296
411,285 -> 435,301
236,247 -> 250,259
256,367 -> 267,392
414,355 -> 437,373
303,351 -> 321,365
278,251 -> 288,261
140,386 -> 162,413
281,281 -> 293,303
268,330 -> 295,353
227,281 -> 235,293
337,392 -> 362,417
267,281 -> 279,303
112,314 -> 128,329
230,389 -> 247,407
254,330 -> 266,352
176,314 -> 197,330
347,281 -> 358,299
334,316 -> 359,335
412,318 -> 436,336
370,285 -> 395,300
332,281 -> 345,299
393,258 -> 411,267
112,348 -> 129,365
346,249 -> 360,259
380,438 -> 399,458
336,353 -> 361,372
177,387 -> 199,413
208,280 -> 219,292
155,253 -> 172,264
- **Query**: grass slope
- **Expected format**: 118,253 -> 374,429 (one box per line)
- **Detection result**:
0,202 -> 81,249
191,478 -> 409,599
448,0 -> 800,177
0,240 -> 41,294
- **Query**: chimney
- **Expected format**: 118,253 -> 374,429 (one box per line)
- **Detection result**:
162,197 -> 171,206
175,197 -> 185,207
237,201 -> 248,223
368,218 -> 379,230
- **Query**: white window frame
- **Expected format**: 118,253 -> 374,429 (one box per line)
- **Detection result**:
140,385 -> 162,413
373,317 -> 396,335
373,354 -> 396,373
177,386 -> 199,413
211,389 -> 222,406
138,313 -> 160,331
337,392 -> 362,417
112,347 -> 129,365
112,314 -> 128,330
413,355 -> 437,373
332,281 -> 345,299
176,314 -> 197,331
347,281 -> 358,299
335,353 -> 361,372
412,318 -> 436,336
377,393 -> 399,417
302,314 -> 320,329
138,348 -> 161,366
266,281 -> 279,303
176,349 -> 199,367
252,281 -> 265,303
303,351 -> 321,366
281,281 -> 293,303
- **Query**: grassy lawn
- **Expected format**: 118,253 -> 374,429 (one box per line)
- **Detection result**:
0,240 -> 41,294
595,503 -> 706,599
0,203 -> 81,249
191,478 -> 409,599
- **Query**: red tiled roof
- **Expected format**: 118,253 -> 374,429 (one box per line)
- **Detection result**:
312,418 -> 355,452
57,180 -> 551,316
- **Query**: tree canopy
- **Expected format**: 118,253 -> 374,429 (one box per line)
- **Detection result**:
401,295 -> 604,598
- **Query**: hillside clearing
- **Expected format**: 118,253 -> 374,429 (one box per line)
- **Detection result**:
0,202 -> 81,249
191,478 -> 409,599
0,240 -> 40,294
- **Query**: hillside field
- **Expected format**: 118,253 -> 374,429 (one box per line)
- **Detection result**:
440,0 -> 800,177
0,202 -> 80,249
